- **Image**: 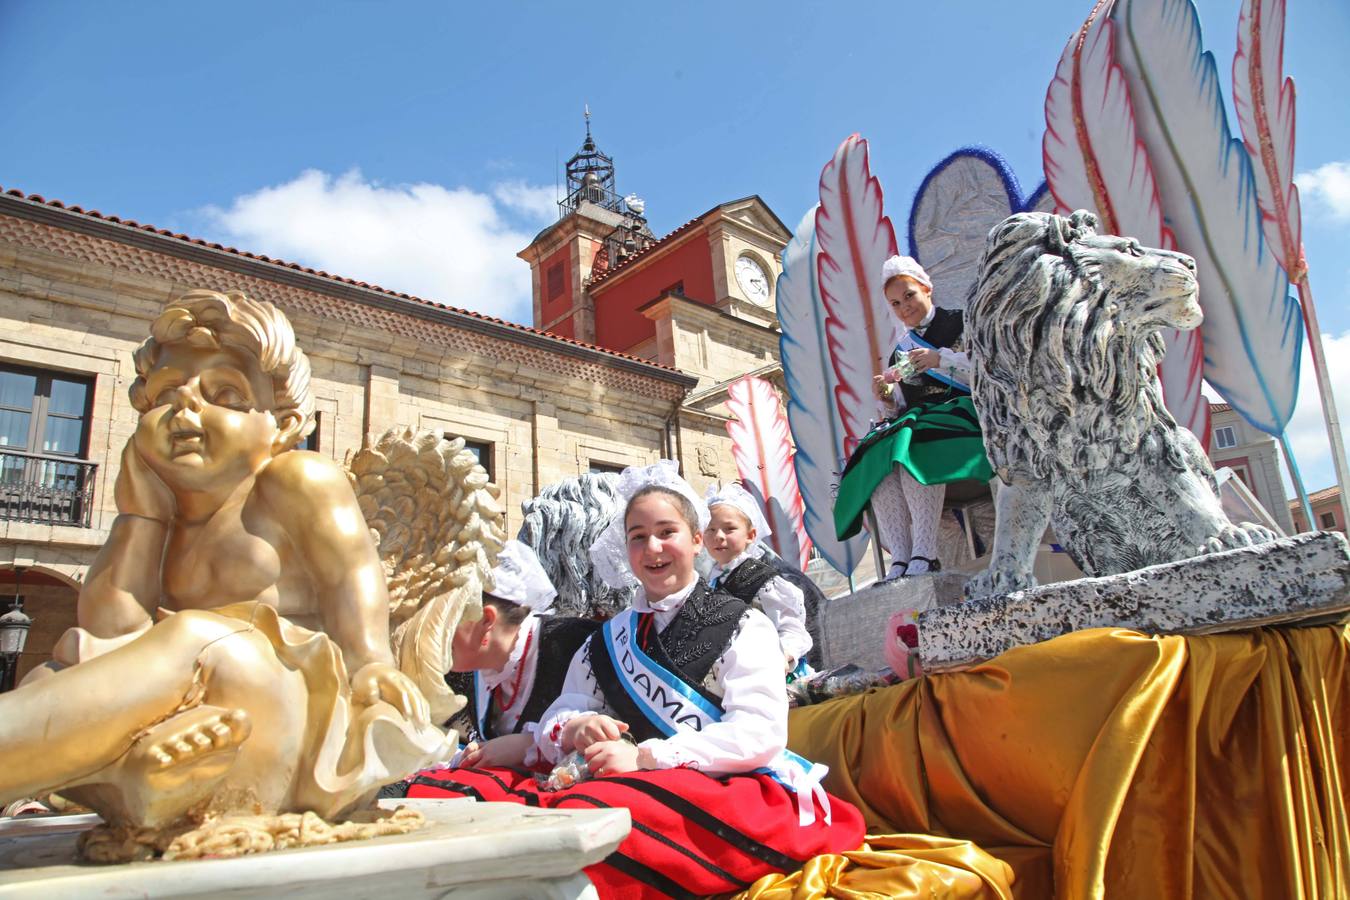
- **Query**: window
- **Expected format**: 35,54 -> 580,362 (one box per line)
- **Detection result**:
452,436 -> 494,483
1229,464 -> 1253,490
1320,511 -> 1337,529
300,412 -> 321,452
0,364 -> 96,526
588,460 -> 625,476
1213,426 -> 1237,449
546,263 -> 565,301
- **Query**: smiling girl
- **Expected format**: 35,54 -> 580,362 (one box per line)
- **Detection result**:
405,462 -> 864,897
703,482 -> 812,675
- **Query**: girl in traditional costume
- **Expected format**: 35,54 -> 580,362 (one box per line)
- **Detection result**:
405,461 -> 864,898
443,540 -> 600,768
703,482 -> 813,676
833,255 -> 993,579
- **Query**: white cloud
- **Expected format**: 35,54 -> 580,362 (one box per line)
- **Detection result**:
1280,329 -> 1350,495
1294,160 -> 1350,222
493,180 -> 561,221
193,169 -> 558,323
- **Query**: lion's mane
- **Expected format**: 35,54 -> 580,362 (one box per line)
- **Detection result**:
967,210 -> 1187,482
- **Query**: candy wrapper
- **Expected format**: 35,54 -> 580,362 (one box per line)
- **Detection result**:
539,750 -> 592,792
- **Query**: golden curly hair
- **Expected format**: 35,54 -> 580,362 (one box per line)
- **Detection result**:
130,289 -> 315,446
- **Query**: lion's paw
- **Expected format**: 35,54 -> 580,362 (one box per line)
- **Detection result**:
1202,522 -> 1277,555
964,567 -> 1037,602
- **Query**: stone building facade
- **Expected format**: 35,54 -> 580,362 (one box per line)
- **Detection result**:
1206,401 -> 1296,535
0,188 -> 696,682
1289,486 -> 1346,535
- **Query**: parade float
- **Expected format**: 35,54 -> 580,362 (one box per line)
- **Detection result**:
1,0 -> 1347,897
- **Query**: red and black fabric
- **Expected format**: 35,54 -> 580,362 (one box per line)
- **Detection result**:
405,765 -> 866,899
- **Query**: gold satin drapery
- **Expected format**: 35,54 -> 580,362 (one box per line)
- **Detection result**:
737,625 -> 1348,899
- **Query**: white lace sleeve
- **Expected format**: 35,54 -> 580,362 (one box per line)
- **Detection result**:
637,610 -> 787,775
937,347 -> 974,385
533,636 -> 610,765
756,576 -> 812,666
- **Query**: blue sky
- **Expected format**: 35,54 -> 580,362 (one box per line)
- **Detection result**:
2,0 -> 1348,495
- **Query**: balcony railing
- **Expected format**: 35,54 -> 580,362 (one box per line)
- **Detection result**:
0,449 -> 97,528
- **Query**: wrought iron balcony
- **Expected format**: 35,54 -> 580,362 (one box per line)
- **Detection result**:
0,449 -> 97,528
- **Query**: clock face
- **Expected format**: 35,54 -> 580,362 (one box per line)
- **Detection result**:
735,255 -> 771,305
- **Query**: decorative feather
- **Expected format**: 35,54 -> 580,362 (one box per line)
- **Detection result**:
1232,0 -> 1305,283
1112,0 -> 1301,436
778,206 -> 869,574
909,147 -> 1049,310
725,374 -> 814,571
815,135 -> 899,456
1043,0 -> 1211,445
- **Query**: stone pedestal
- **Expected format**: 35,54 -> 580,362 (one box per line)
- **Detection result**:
0,799 -> 630,899
817,573 -> 969,670
918,531 -> 1350,672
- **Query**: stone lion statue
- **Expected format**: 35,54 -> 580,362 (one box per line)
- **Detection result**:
963,210 -> 1275,599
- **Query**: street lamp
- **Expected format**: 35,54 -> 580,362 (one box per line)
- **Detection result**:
0,568 -> 31,692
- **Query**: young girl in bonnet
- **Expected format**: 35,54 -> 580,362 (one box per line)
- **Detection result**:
443,540 -> 599,768
406,461 -> 864,897
703,482 -> 813,674
833,255 -> 993,579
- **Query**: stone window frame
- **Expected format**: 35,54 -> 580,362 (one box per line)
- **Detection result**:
1320,511 -> 1338,530
0,362 -> 95,461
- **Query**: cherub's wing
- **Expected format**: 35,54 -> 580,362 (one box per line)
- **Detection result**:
346,428 -> 506,723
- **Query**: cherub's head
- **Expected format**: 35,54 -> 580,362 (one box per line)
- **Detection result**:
129,289 -> 315,490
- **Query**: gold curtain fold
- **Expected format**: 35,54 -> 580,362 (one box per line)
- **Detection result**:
737,625 -> 1348,899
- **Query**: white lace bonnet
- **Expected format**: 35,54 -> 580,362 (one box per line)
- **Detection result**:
487,540 -> 557,612
588,460 -> 710,590
881,254 -> 932,290
703,482 -> 771,547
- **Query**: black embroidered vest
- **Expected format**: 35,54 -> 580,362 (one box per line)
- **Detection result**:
444,615 -> 600,741
588,580 -> 750,743
891,306 -> 965,409
715,557 -> 777,608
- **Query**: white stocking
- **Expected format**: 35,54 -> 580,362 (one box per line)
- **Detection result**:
901,474 -> 946,573
868,471 -> 911,570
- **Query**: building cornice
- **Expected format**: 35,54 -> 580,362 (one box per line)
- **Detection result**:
0,192 -> 694,390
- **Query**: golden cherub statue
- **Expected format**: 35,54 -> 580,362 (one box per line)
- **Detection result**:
0,289 -> 502,837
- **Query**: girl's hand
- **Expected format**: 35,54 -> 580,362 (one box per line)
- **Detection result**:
459,733 -> 534,768
907,348 -> 941,373
583,739 -> 640,776
562,714 -> 629,753
872,374 -> 894,401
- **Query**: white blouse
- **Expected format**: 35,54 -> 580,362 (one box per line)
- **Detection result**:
880,306 -> 974,417
709,551 -> 813,667
479,612 -> 542,741
534,578 -> 788,775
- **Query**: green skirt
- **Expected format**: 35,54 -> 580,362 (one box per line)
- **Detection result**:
833,395 -> 993,541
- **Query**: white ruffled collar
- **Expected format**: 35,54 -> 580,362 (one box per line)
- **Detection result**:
709,550 -> 756,582
631,577 -> 700,615
480,612 -> 540,692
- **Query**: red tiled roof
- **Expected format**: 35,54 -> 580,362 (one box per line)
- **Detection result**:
0,185 -> 683,375
1289,486 -> 1341,508
1209,402 -> 1232,413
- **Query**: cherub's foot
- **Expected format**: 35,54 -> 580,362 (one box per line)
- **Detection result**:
98,706 -> 252,826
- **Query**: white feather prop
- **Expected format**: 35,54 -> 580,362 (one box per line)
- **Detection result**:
1044,0 -> 1210,445
1112,0 -> 1301,436
1232,0 -> 1305,283
815,135 -> 899,457
778,207 -> 870,574
725,375 -> 813,571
